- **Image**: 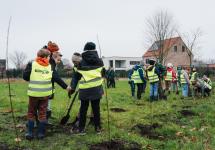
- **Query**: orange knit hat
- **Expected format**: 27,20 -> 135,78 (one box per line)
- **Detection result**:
47,41 -> 59,53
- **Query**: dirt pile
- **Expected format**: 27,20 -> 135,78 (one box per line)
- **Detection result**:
89,139 -> 141,150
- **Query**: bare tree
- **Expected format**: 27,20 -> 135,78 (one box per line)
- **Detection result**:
181,28 -> 203,67
145,10 -> 177,65
10,51 -> 27,69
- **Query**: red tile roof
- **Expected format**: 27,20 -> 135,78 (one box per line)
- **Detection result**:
143,37 -> 181,57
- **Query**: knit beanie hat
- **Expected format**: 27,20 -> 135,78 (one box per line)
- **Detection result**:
149,59 -> 155,65
83,42 -> 96,51
47,41 -> 59,53
37,49 -> 51,58
71,52 -> 82,62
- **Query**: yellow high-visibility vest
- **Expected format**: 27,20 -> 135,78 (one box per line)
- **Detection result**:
131,68 -> 143,84
28,61 -> 53,97
147,67 -> 159,83
165,71 -> 172,81
190,72 -> 197,82
180,73 -> 186,84
77,67 -> 103,89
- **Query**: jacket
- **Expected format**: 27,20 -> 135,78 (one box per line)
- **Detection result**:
70,50 -> 105,100
23,60 -> 68,90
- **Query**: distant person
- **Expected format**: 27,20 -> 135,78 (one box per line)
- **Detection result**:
202,75 -> 212,96
190,67 -> 199,96
107,67 -> 116,88
130,64 -> 146,100
146,60 -> 160,101
23,49 -> 70,140
180,67 -> 191,97
128,67 -> 135,97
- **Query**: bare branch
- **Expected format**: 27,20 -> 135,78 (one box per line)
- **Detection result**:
10,51 -> 27,69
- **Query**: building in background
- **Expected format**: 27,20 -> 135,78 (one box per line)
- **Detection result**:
143,37 -> 193,67
102,56 -> 143,71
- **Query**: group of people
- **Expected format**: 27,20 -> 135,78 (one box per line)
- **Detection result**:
128,59 -> 213,101
22,41 -> 213,141
23,41 -> 105,140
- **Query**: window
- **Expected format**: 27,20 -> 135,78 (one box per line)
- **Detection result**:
146,59 -> 150,64
174,46 -> 177,52
109,60 -> 113,67
182,46 -> 185,52
130,61 -> 140,65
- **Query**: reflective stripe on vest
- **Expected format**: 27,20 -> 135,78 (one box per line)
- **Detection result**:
180,73 -> 186,84
204,81 -> 212,90
28,61 -> 52,97
131,69 -> 143,84
77,67 -> 103,89
165,71 -> 172,81
190,72 -> 197,82
148,67 -> 159,83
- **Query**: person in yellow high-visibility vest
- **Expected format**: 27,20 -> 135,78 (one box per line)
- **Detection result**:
69,42 -> 106,135
23,49 -> 71,140
130,64 -> 146,100
190,67 -> 199,96
146,60 -> 160,101
165,63 -> 173,95
180,67 -> 191,97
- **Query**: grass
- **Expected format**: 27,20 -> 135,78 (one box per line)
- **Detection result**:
0,79 -> 215,150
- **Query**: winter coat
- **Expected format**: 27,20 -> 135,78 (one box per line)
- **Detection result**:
146,65 -> 160,80
70,50 -> 105,100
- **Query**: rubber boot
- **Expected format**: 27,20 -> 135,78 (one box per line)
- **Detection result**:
25,120 -> 34,140
37,121 -> 46,139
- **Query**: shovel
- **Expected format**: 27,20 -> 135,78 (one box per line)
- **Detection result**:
60,91 -> 78,125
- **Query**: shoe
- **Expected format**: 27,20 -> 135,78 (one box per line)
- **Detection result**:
70,128 -> 86,136
25,120 -> 34,140
95,126 -> 102,134
37,121 -> 46,139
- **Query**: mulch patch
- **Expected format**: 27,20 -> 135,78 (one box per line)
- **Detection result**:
132,123 -> 166,140
89,139 -> 141,150
110,108 -> 127,112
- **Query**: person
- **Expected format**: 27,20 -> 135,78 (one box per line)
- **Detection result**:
146,60 -> 160,101
171,66 -> 178,94
106,67 -> 111,88
128,67 -> 135,97
23,49 -> 70,140
130,64 -> 146,100
107,67 -> 116,88
165,63 -> 173,95
69,42 -> 105,135
190,67 -> 199,96
180,67 -> 191,97
155,62 -> 167,100
202,75 -> 212,96
43,41 -> 70,124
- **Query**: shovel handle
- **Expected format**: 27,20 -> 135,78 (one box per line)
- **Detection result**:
66,91 -> 78,115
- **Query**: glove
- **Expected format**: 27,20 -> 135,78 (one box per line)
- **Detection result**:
128,81 -> 131,84
68,89 -> 75,98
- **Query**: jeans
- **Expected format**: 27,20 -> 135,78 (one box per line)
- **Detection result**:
130,81 -> 135,96
150,82 -> 158,97
136,83 -> 144,99
181,83 -> 188,97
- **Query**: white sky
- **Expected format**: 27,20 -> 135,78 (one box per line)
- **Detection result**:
0,0 -> 215,67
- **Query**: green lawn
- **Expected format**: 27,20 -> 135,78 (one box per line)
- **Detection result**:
0,79 -> 215,150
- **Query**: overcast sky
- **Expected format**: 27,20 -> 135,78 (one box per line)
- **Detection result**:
0,0 -> 215,67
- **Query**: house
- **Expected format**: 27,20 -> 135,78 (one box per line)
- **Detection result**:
143,37 -> 193,67
102,56 -> 143,71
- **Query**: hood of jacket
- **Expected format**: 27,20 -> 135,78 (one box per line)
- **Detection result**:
79,50 -> 103,70
133,64 -> 141,71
